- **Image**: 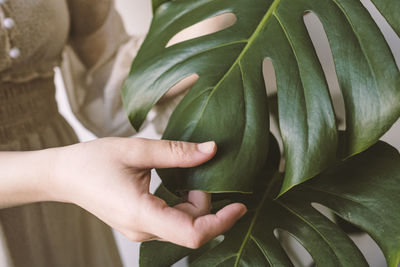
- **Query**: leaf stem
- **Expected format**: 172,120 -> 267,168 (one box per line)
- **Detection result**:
233,172 -> 282,266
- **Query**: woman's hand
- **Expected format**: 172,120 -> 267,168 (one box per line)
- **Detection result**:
49,137 -> 246,249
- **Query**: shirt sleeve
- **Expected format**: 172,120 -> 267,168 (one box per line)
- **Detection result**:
60,0 -> 147,137
60,0 -> 234,138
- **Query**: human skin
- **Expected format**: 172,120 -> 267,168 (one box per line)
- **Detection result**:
0,137 -> 247,249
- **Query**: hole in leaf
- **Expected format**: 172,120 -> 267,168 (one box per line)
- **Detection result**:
312,203 -> 363,233
311,202 -> 336,223
360,0 -> 400,69
214,235 -> 225,243
166,13 -> 237,48
303,12 -> 346,131
171,258 -> 187,267
274,229 -> 314,267
349,233 -> 387,267
157,74 -> 199,103
263,58 -> 284,172
312,203 -> 386,266
263,57 -> 277,97
153,74 -> 199,133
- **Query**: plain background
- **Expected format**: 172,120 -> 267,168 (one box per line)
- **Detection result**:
54,0 -> 400,266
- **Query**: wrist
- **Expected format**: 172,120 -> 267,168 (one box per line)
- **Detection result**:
24,148 -> 60,203
43,145 -> 74,204
0,148 -> 58,208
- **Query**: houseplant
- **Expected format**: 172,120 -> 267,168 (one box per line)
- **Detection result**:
122,0 -> 400,266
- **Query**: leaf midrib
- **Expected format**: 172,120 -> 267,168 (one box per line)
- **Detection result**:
233,173 -> 281,266
188,0 -> 282,138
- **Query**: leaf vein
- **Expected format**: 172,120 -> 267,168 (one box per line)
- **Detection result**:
250,235 -> 274,266
276,201 -> 342,264
303,184 -> 390,229
273,12 -> 311,149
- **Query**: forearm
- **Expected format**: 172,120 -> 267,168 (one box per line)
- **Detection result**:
0,149 -> 56,209
0,137 -> 246,248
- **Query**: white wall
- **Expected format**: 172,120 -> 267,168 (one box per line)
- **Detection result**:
55,0 -> 400,266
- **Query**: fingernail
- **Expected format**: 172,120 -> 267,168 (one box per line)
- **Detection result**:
197,141 -> 215,154
240,206 -> 247,216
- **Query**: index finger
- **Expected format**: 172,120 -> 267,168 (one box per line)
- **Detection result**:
138,194 -> 247,249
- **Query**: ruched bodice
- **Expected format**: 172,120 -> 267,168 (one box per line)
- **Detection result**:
0,1 -> 69,83
0,1 -> 132,266
0,78 -> 62,146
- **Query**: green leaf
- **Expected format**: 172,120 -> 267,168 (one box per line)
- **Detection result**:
140,134 -> 281,267
122,0 -> 400,194
370,0 -> 400,36
140,241 -> 191,267
140,142 -> 400,267
152,0 -> 170,13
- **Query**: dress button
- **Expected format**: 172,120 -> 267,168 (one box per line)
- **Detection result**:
9,47 -> 20,59
3,18 -> 14,29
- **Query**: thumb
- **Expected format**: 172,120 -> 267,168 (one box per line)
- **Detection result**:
131,138 -> 217,169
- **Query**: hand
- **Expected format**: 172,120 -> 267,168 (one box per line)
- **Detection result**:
49,137 -> 247,248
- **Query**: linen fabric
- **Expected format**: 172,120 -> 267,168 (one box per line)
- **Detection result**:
0,0 -> 171,266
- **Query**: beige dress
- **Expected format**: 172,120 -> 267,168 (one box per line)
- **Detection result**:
0,0 -> 168,266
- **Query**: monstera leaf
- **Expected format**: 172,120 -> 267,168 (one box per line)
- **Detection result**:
151,0 -> 169,13
140,141 -> 400,267
122,0 -> 400,195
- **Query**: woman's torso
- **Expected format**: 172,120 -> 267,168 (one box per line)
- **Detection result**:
0,0 -> 70,83
0,1 -> 123,266
0,0 -> 71,148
